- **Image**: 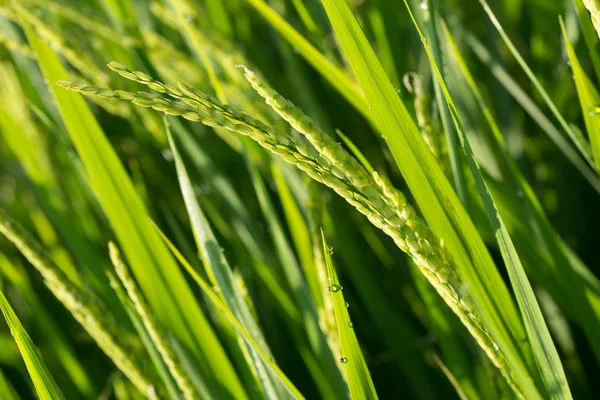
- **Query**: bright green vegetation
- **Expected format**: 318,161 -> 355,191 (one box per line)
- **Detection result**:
0,0 -> 599,398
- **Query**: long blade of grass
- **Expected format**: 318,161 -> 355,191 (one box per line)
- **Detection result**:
107,271 -> 182,400
245,156 -> 348,397
321,231 -> 378,400
154,224 -> 306,400
444,20 -> 600,363
479,0 -> 595,169
318,0 -> 539,397
0,255 -> 94,397
562,19 -> 600,171
406,4 -> 572,398
18,15 -> 245,399
166,122 -> 286,400
0,289 -> 65,400
464,31 -> 600,193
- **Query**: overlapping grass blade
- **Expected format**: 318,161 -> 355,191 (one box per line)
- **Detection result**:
562,19 -> 600,171
463,30 -> 600,192
443,19 -> 600,364
19,16 -> 245,399
245,156 -> 348,398
166,122 -> 286,399
406,4 -> 572,398
319,0 -> 540,397
0,254 -> 94,397
321,231 -> 378,400
0,289 -> 65,400
107,271 -> 182,400
154,225 -> 306,400
109,243 -> 199,400
479,0 -> 595,170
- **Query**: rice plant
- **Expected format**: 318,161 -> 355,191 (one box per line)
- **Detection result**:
0,0 -> 599,398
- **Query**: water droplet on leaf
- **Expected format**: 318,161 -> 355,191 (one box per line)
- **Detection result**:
340,357 -> 348,364
328,284 -> 343,293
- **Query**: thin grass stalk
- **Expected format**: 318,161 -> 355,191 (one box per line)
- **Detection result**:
0,209 -> 158,399
109,243 -> 199,400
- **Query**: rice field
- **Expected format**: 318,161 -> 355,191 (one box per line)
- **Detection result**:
0,0 -> 599,399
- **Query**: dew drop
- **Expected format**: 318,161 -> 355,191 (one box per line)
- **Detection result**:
345,301 -> 349,308
493,342 -> 499,351
340,357 -> 348,364
162,149 -> 173,161
588,106 -> 600,116
368,105 -> 373,110
348,321 -> 354,328
420,2 -> 428,10
328,284 -> 343,292
327,245 -> 334,255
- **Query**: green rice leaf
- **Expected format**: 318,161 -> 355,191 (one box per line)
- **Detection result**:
479,0 -> 595,169
0,290 -> 65,400
245,157 -> 348,397
154,224 -> 306,400
321,231 -> 378,400
444,19 -> 600,364
406,6 -> 573,398
319,0 -> 539,397
464,30 -> 600,193
19,16 -> 245,399
166,121 -> 286,400
562,18 -> 600,171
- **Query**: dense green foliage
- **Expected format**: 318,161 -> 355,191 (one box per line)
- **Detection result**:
0,0 -> 599,398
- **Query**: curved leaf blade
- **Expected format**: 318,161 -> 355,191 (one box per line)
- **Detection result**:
0,290 -> 65,400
